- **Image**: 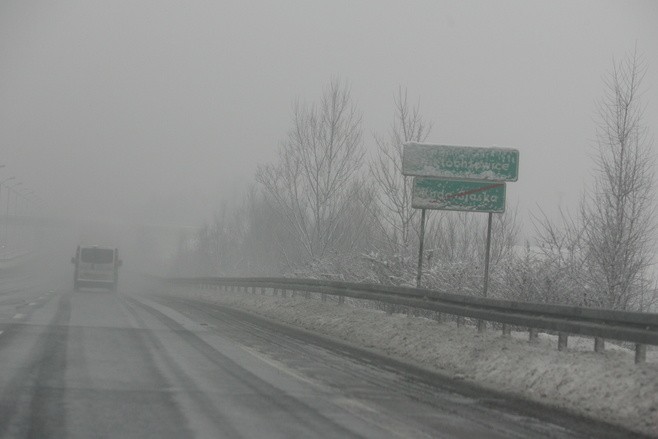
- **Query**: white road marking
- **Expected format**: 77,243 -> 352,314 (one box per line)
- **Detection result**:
0,331 -> 4,336
13,314 -> 25,319
29,302 -> 37,306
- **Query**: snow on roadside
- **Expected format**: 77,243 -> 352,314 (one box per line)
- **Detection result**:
167,285 -> 658,437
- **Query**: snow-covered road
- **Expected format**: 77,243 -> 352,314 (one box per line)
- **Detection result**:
0,268 -> 654,438
162,282 -> 658,437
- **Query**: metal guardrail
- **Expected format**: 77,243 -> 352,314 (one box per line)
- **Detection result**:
169,276 -> 658,363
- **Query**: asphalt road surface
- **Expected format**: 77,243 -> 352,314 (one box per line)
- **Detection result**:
0,272 -> 647,438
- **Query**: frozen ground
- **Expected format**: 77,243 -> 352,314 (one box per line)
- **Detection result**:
168,285 -> 658,437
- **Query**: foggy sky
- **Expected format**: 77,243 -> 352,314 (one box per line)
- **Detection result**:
1,0 -> 657,232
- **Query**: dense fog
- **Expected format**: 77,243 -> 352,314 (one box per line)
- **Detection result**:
1,1 -> 657,291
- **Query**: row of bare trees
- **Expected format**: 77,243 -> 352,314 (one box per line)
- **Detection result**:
173,52 -> 656,311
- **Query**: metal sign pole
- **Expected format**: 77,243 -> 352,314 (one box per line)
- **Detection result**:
478,212 -> 494,333
416,208 -> 427,288
483,212 -> 493,298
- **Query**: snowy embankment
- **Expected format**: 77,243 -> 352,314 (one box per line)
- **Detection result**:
169,285 -> 658,437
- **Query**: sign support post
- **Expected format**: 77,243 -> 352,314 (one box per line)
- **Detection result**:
478,212 -> 494,332
416,208 -> 426,288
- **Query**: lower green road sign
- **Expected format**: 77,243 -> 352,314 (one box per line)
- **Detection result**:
412,178 -> 506,213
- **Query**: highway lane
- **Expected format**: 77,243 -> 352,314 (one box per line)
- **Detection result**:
0,277 -> 647,438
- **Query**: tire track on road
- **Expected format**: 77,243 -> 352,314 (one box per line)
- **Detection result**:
126,295 -> 369,439
0,291 -> 71,438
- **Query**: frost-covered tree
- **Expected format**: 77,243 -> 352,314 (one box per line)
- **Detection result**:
370,88 -> 431,262
535,50 -> 656,310
582,50 -> 656,310
256,78 -> 365,262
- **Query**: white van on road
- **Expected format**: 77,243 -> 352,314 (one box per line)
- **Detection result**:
71,245 -> 121,291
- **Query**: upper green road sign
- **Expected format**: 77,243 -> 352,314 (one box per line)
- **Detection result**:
412,178 -> 506,213
402,143 -> 519,182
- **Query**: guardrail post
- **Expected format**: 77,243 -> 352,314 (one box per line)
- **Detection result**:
304,291 -> 310,299
456,316 -> 464,327
477,320 -> 486,332
273,289 -> 278,296
321,293 -> 326,302
594,337 -> 605,353
635,344 -> 646,364
529,328 -> 539,342
502,324 -> 511,337
558,333 -> 568,351
282,289 -> 287,298
434,312 -> 443,323
338,295 -> 345,305
260,287 -> 265,295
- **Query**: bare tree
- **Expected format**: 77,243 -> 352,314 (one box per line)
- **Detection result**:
256,78 -> 365,262
582,50 -> 656,310
370,87 -> 432,262
528,203 -> 593,306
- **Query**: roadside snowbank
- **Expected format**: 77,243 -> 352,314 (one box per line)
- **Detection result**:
168,285 -> 658,437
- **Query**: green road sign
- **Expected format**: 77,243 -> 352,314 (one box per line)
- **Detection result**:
402,142 -> 519,182
412,178 -> 506,213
